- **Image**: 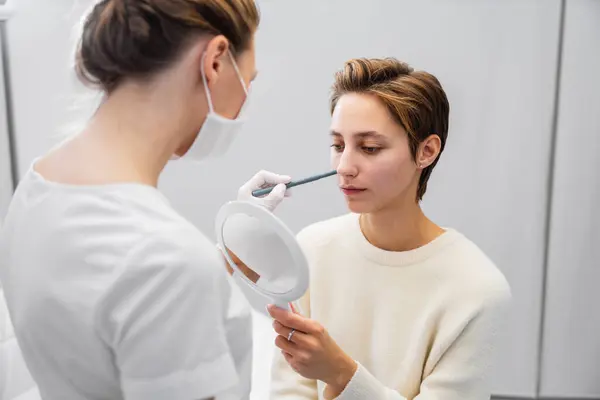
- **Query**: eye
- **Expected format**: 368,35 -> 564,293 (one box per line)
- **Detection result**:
362,146 -> 380,154
330,144 -> 344,152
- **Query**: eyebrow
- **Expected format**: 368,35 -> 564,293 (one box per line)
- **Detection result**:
330,130 -> 385,139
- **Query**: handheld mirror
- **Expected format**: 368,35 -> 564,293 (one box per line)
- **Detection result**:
215,200 -> 309,316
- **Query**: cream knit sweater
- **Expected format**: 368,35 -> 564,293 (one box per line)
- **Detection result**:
270,213 -> 511,400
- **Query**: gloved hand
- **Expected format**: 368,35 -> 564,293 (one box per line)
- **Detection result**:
237,170 -> 292,212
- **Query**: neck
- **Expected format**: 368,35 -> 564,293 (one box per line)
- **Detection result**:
360,196 -> 444,252
75,79 -> 201,186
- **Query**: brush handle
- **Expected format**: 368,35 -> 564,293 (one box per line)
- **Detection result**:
252,170 -> 337,197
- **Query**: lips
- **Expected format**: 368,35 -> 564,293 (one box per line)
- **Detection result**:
340,186 -> 366,195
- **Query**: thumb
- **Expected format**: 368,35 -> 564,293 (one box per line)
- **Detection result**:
268,183 -> 288,200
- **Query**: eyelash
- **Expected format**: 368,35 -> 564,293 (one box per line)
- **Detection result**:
330,144 -> 381,154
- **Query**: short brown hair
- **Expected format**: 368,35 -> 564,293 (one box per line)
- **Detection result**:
75,0 -> 260,93
330,58 -> 449,201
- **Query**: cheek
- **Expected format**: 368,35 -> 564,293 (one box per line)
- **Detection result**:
213,73 -> 245,118
367,152 -> 415,190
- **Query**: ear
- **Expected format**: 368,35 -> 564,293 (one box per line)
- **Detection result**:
416,134 -> 441,169
201,35 -> 230,86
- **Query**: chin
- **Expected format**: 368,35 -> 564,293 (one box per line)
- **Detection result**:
344,198 -> 377,214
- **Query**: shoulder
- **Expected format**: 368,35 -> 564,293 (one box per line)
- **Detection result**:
96,220 -> 225,317
441,230 -> 512,312
124,223 -> 223,285
110,188 -> 221,277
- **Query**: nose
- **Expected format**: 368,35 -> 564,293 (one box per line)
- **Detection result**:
333,148 -> 358,178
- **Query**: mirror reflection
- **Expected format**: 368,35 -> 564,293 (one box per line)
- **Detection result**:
221,212 -> 300,295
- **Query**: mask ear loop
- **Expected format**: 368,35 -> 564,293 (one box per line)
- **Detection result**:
200,52 -> 215,114
201,49 -> 250,116
227,50 -> 249,96
227,50 -> 251,118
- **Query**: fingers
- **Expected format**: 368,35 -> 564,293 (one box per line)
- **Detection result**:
282,351 -> 303,374
274,333 -> 299,354
257,170 -> 292,185
238,171 -> 292,202
267,304 -> 322,334
266,183 -> 287,200
272,320 -> 308,345
283,351 -> 294,363
245,171 -> 290,191
272,320 -> 292,338
259,183 -> 288,211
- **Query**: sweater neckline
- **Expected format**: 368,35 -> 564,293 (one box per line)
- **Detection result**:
347,213 -> 461,267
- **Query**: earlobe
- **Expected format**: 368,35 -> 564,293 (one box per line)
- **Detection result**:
417,149 -> 428,169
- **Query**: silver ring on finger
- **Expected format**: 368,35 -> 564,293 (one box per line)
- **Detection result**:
287,328 -> 296,342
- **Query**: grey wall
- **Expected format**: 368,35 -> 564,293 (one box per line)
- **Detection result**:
163,1 -> 563,397
0,0 -> 598,399
539,0 -> 600,397
0,24 -> 13,221
3,0 -> 96,179
159,2 -> 562,396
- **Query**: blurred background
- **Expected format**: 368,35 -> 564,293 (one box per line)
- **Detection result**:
0,0 -> 598,399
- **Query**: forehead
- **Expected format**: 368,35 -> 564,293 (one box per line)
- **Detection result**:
330,93 -> 400,137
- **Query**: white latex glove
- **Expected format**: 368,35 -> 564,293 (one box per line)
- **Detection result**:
237,170 -> 292,212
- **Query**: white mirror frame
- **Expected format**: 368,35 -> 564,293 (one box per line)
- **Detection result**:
215,200 -> 309,309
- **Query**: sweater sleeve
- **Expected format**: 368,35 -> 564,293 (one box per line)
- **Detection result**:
269,287 -> 319,400
335,289 -> 510,400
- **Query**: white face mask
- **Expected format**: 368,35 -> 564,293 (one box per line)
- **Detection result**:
172,50 -> 249,161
